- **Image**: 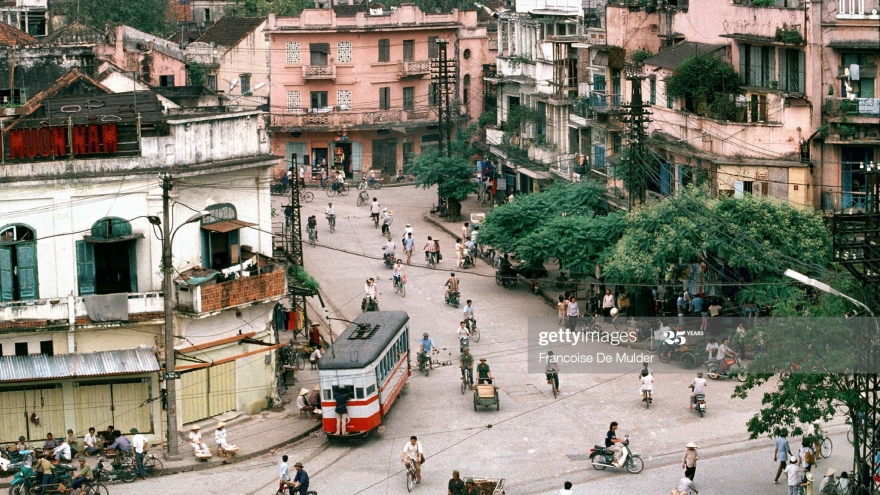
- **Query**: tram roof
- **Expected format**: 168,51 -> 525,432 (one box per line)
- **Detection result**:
318,311 -> 410,370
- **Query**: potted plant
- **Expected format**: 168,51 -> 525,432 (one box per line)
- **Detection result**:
770,80 -> 779,89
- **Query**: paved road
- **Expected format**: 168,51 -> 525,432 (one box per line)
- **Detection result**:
103,185 -> 855,495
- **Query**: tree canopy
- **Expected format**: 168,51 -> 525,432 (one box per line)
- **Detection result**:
233,0 -> 312,17
65,0 -> 174,36
409,148 -> 477,202
664,54 -> 740,119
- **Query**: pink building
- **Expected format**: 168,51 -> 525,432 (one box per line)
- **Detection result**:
266,5 -> 491,180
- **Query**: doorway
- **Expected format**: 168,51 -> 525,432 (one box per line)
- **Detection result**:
93,242 -> 134,295
312,148 -> 328,168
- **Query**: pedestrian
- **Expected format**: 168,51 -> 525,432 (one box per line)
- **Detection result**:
334,391 -> 349,435
674,476 -> 699,495
403,233 -> 415,265
774,430 -> 792,484
381,208 -> 393,236
677,292 -> 687,326
461,222 -> 470,241
298,165 -> 305,187
785,455 -> 801,495
454,238 -> 464,268
799,438 -> 816,473
558,481 -> 573,495
424,236 -> 439,264
801,469 -> 814,495
557,295 -> 566,327
130,428 -> 147,479
682,442 -> 698,480
602,289 -> 615,322
319,165 -> 327,189
448,470 -> 465,495
284,204 -> 293,228
33,451 -> 54,495
567,295 -> 579,333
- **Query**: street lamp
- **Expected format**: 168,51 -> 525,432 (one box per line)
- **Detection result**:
150,189 -> 209,459
783,269 -> 875,317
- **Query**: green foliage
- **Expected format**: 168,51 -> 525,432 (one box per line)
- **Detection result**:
664,54 -> 740,119
288,265 -> 320,291
507,55 -> 533,70
515,212 -> 627,274
602,188 -> 832,295
503,105 -> 543,136
477,109 -> 497,129
233,0 -> 312,16
751,0 -> 775,6
188,64 -> 206,88
630,47 -> 654,64
774,24 -> 804,44
409,148 -> 477,201
64,0 -> 173,36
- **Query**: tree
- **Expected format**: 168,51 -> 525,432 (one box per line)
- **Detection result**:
409,148 -> 477,202
232,0 -> 312,17
515,212 -> 626,275
188,64 -> 206,88
664,54 -> 740,120
64,0 -> 174,36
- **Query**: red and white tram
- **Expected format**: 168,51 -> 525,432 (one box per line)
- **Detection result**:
318,311 -> 410,441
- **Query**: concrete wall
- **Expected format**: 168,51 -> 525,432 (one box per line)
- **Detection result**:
215,19 -> 270,108
0,45 -> 98,97
96,26 -> 188,87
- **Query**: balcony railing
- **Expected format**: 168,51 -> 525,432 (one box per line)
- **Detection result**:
0,292 -> 164,330
824,97 -> 880,118
823,189 -> 874,215
550,153 -> 578,180
398,61 -> 431,77
176,265 -> 286,314
302,65 -> 336,80
588,91 -> 623,113
270,107 -> 433,129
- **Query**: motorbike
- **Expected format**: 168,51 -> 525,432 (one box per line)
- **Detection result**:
383,252 -> 396,268
11,454 -> 77,494
1,447 -> 29,474
691,392 -> 707,417
445,291 -> 460,308
94,454 -> 137,483
706,356 -> 747,382
589,436 -> 644,474
461,253 -> 474,269
361,296 -> 379,312
417,351 -> 431,376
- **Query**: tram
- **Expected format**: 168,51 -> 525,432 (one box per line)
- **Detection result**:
318,311 -> 411,441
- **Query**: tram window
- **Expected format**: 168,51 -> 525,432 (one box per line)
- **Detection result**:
367,384 -> 376,395
324,390 -> 332,401
355,388 -> 364,399
331,385 -> 354,398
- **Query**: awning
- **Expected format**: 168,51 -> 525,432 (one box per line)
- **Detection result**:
827,40 -> 880,50
516,167 -> 551,180
0,347 -> 159,383
200,220 -> 256,233
82,233 -> 145,243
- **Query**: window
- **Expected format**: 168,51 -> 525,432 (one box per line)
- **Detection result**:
463,48 -> 471,60
463,74 -> 470,107
336,90 -> 352,110
428,36 -> 439,59
379,87 -> 391,110
611,133 -> 622,153
200,204 -> 243,271
287,91 -> 302,111
0,88 -> 26,105
739,43 -> 775,88
159,75 -> 175,87
841,53 -> 876,98
311,91 -> 328,110
309,43 -> 329,66
40,340 -> 53,356
402,142 -> 414,169
749,94 -> 768,122
207,75 -> 217,91
76,218 -> 139,296
15,342 -> 27,356
337,41 -> 352,63
536,101 -> 546,136
403,87 -> 414,111
649,79 -> 656,105
842,147 -> 873,211
204,8 -> 211,22
372,139 -> 397,175
429,83 -> 439,106
403,40 -> 415,62
378,39 -> 390,62
593,145 -> 606,168
778,49 -> 805,93
286,42 -> 301,64
240,74 -> 251,95
838,0 -> 865,16
0,224 -> 38,302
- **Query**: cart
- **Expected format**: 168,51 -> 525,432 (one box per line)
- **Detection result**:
467,477 -> 505,494
474,384 -> 500,411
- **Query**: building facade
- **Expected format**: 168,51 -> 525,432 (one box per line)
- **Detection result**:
266,5 -> 490,179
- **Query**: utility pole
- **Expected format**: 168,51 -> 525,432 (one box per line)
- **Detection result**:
160,173 -> 181,459
285,154 -> 307,342
432,39 -> 454,159
622,76 -> 651,210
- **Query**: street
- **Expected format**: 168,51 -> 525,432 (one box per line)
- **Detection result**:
109,185 -> 852,494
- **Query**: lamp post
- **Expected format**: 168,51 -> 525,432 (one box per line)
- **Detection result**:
783,269 -> 875,317
149,174 -> 209,459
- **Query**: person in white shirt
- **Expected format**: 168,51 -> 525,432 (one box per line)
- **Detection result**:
456,321 -> 470,351
639,369 -> 654,403
309,345 -> 323,369
130,428 -> 147,479
279,455 -> 291,486
188,425 -> 209,454
370,199 -> 381,225
298,165 -> 305,187
363,278 -> 378,311
383,238 -> 396,262
705,338 -> 719,361
53,440 -> 72,462
83,428 -> 98,456
325,203 -> 335,231
400,436 -> 424,484
380,208 -> 393,235
558,481 -> 573,495
675,476 -> 699,494
602,289 -> 615,321
689,372 -> 707,409
214,422 -> 237,453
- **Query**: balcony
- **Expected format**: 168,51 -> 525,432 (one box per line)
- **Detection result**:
0,292 -> 165,331
270,107 -> 435,131
302,65 -> 336,80
824,97 -> 880,122
398,61 -> 431,78
588,91 -> 624,114
823,189 -> 874,215
176,264 -> 286,315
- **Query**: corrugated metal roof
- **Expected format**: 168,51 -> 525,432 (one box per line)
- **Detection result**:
0,348 -> 159,383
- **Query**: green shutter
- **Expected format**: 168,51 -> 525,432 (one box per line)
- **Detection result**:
128,241 -> 138,293
351,142 -> 362,172
739,44 -> 747,85
201,229 -> 212,269
779,49 -> 788,91
75,241 -> 96,295
228,230 -> 240,264
16,242 -> 38,300
0,245 -> 13,302
797,51 -> 805,94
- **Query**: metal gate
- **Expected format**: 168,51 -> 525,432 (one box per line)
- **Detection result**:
179,362 -> 237,424
73,378 -> 152,435
0,385 -> 64,443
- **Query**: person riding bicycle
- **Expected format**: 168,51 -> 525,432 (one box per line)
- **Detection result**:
381,208 -> 393,235
639,369 -> 654,404
419,332 -> 435,370
456,320 -> 470,352
363,278 -> 378,311
400,436 -> 424,485
392,259 -> 405,288
383,237 -> 396,264
476,357 -> 493,385
358,177 -> 368,191
333,170 -> 344,192
306,215 -> 318,242
445,272 -> 460,300
460,346 -> 474,388
370,198 -> 381,225
462,299 -> 476,330
546,350 -> 560,394
326,203 -> 336,229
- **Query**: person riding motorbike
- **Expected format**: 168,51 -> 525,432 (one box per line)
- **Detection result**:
689,372 -> 707,410
445,272 -> 460,301
606,421 -> 627,467
419,332 -> 435,370
383,237 -> 396,266
716,338 -> 738,372
456,321 -> 470,352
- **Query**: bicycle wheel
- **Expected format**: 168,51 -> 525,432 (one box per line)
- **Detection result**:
406,469 -> 415,492
613,315 -> 626,332
551,381 -> 557,398
679,352 -> 697,370
120,465 -> 137,483
295,352 -> 305,371
340,185 -> 350,196
310,234 -> 316,247
144,455 -> 163,478
372,182 -> 383,190
302,191 -> 314,203
86,483 -> 109,495
399,282 -> 406,298
357,194 -> 365,206
460,377 -> 466,394
471,326 -> 480,343
645,336 -> 658,353
820,437 -> 832,458
325,186 -> 336,197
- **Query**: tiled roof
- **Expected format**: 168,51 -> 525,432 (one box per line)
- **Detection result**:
40,20 -> 106,46
643,41 -> 728,70
6,69 -> 112,130
0,21 -> 37,46
194,16 -> 265,49
0,347 -> 159,383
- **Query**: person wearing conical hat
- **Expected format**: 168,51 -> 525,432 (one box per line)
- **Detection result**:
215,422 -> 237,453
682,442 -> 698,480
297,388 -> 317,420
188,424 -> 208,454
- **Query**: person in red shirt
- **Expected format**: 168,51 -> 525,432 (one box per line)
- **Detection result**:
308,324 -> 322,347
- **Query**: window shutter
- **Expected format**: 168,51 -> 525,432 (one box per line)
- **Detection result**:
16,242 -> 38,300
739,44 -> 747,85
779,49 -> 789,91
228,230 -> 240,264
797,50 -> 805,94
201,230 -> 212,269
351,142 -> 363,171
75,240 -> 96,296
734,181 -> 744,199
767,47 -> 775,88
0,245 -> 13,301
128,241 -> 138,293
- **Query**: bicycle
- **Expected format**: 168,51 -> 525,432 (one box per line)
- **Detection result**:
643,389 -> 652,409
465,318 -> 480,343
326,214 -> 335,233
356,190 -> 369,206
299,189 -> 314,203
143,452 -> 164,478
547,371 -> 558,398
277,481 -> 318,495
392,276 -> 406,298
308,228 -> 317,247
405,459 -> 419,492
326,182 -> 350,197
613,312 -> 636,333
460,367 -> 474,394
84,481 -> 110,495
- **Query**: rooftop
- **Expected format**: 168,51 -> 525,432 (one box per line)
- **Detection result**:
40,20 -> 105,46
318,311 -> 410,370
194,16 -> 266,49
643,41 -> 728,70
0,347 -> 159,383
0,20 -> 37,46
